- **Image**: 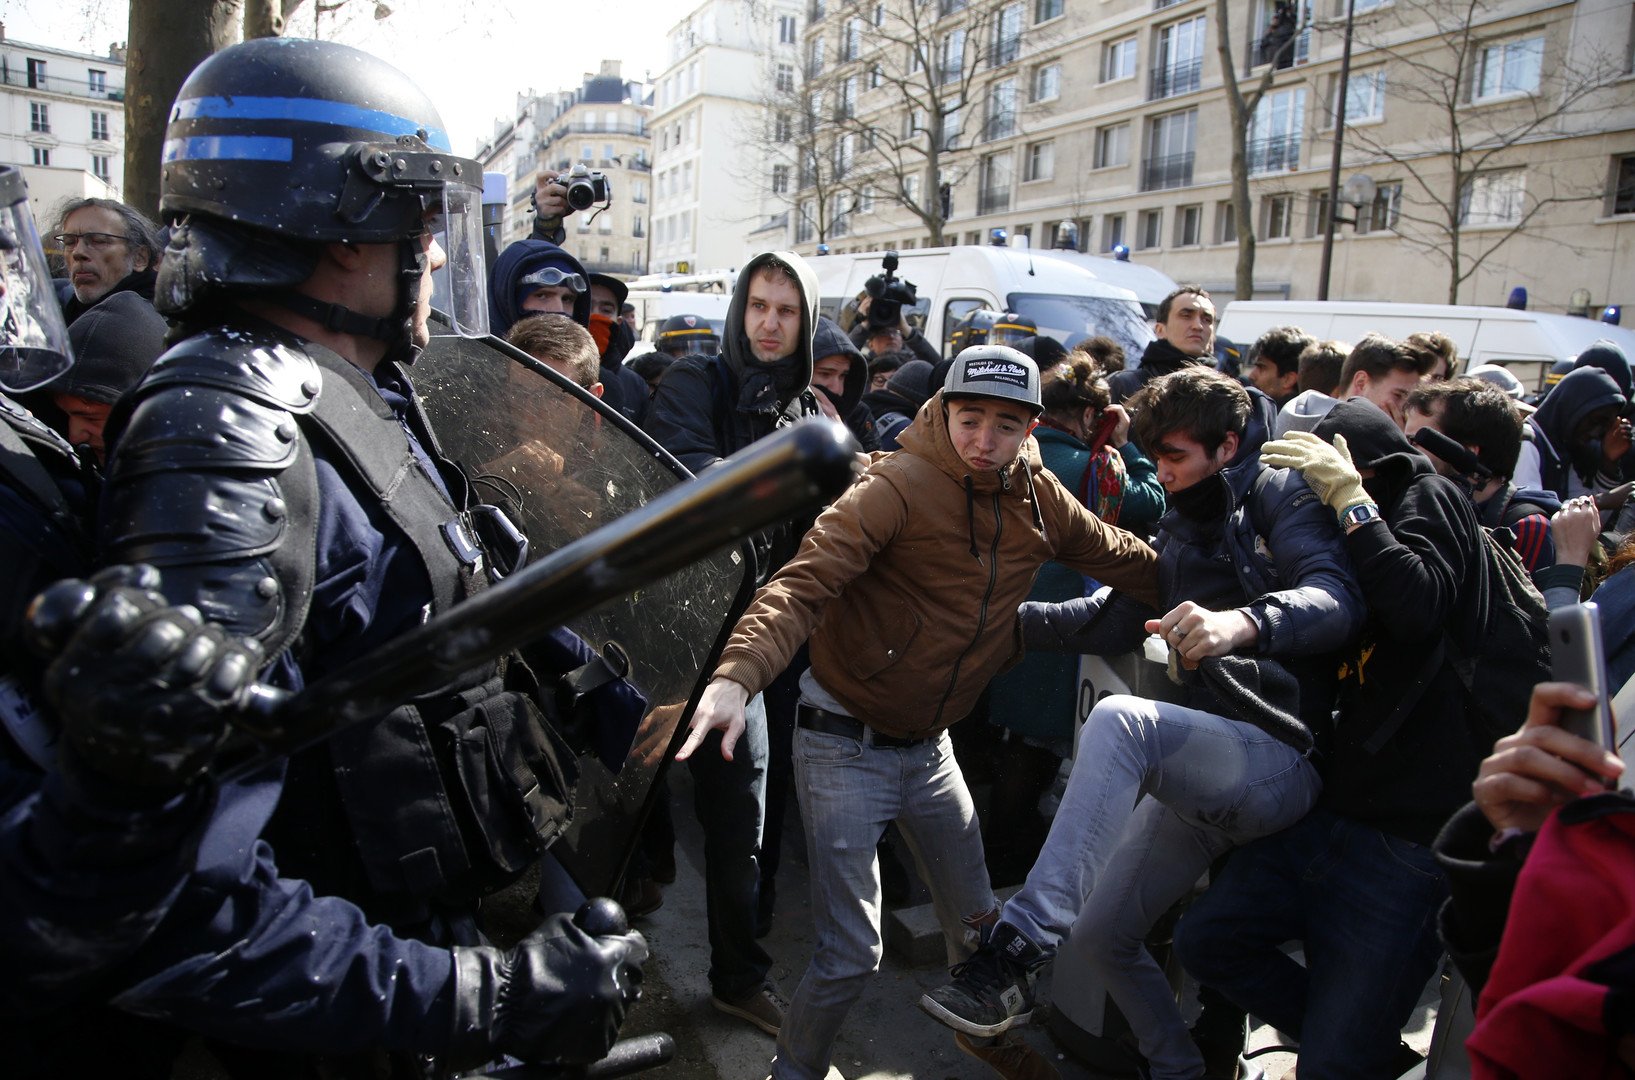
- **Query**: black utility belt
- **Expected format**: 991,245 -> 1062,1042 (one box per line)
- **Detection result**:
796,704 -> 928,749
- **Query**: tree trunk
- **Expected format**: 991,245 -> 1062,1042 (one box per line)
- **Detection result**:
244,0 -> 284,38
1216,0 -> 1257,301
125,0 -> 242,217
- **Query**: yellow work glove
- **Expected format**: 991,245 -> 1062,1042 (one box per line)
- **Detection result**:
1259,431 -> 1372,520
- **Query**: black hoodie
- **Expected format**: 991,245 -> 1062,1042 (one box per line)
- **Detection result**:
812,316 -> 879,452
1527,366 -> 1625,499
1310,399 -> 1490,845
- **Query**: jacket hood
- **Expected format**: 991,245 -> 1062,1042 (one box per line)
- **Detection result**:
1573,340 -> 1633,400
1218,388 -> 1273,500
724,250 -> 820,409
812,315 -> 868,416
1533,365 -> 1626,453
54,291 -> 169,405
489,239 -> 591,335
1277,389 -> 1339,436
1313,397 -> 1431,507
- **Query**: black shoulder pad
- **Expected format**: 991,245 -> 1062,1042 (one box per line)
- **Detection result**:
101,331 -> 321,653
140,326 -> 323,413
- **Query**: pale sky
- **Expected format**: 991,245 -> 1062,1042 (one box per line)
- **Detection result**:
0,0 -> 682,154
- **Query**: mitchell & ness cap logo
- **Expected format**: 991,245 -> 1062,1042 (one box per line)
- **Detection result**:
961,359 -> 1030,389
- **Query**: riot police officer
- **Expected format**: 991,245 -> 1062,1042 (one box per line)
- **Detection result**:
86,38 -> 644,1075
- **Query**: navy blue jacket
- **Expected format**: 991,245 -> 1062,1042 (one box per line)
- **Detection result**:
1021,407 -> 1363,728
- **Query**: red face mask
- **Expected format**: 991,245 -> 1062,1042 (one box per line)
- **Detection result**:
588,313 -> 614,354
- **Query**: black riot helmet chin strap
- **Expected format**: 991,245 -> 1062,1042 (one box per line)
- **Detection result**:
270,236 -> 429,367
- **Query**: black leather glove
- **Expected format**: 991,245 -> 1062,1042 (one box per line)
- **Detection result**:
26,565 -> 263,795
450,903 -> 647,1067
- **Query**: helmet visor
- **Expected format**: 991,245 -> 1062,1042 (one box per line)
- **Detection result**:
990,324 -> 1037,348
0,187 -> 72,392
429,180 -> 489,339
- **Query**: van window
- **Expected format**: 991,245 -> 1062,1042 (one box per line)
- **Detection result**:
1006,293 -> 1154,360
943,298 -> 989,354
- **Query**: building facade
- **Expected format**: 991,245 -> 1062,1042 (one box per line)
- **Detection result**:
474,89 -> 569,251
650,0 -> 803,274
778,0 -> 1633,314
0,29 -> 126,225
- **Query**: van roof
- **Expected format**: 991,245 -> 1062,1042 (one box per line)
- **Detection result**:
808,246 -> 1143,305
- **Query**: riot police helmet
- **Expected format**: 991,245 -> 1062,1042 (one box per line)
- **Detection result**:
156,38 -> 488,349
0,166 -> 73,393
657,314 -> 720,357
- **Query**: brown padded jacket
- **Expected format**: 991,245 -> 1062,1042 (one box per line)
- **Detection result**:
712,390 -> 1162,739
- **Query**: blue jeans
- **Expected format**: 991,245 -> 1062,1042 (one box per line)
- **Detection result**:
687,692 -> 772,1000
1001,695 -> 1322,1080
771,725 -> 998,1080
1173,807 -> 1448,1080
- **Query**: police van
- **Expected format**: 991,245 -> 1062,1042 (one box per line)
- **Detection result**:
622,271 -> 734,359
808,245 -> 1175,361
1218,300 -> 1635,393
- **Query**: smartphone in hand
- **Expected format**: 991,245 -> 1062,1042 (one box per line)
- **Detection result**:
1549,602 -> 1617,786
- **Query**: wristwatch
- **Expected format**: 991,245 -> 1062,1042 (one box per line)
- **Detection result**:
1340,502 -> 1381,531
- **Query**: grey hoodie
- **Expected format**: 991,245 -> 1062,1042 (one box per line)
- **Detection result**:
721,250 -> 821,414
1274,389 -> 1340,439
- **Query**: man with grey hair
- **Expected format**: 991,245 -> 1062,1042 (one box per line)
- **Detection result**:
51,197 -> 162,322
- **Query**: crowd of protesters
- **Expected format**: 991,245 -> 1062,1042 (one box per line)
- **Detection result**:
2,37 -> 1633,1080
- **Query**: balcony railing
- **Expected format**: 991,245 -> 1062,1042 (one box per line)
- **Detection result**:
1141,151 -> 1194,191
1252,26 -> 1310,68
543,123 -> 649,145
990,36 -> 1021,67
977,187 -> 1011,214
939,0 -> 968,15
1148,58 -> 1202,100
585,258 -> 647,276
1247,133 -> 1300,174
809,0 -> 826,21
0,68 -> 124,102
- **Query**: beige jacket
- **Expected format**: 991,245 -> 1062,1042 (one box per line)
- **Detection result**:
712,391 -> 1161,738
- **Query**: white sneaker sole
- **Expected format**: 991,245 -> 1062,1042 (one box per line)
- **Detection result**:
918,993 -> 1032,1037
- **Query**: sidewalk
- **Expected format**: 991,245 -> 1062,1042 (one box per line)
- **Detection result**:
618,759 -> 1444,1080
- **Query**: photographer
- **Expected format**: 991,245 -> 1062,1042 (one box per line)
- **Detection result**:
846,253 -> 940,365
528,166 -> 610,247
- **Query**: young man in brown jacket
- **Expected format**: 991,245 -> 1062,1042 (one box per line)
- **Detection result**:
675,346 -> 1162,1080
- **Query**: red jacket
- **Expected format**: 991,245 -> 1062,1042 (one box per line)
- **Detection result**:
1470,800 -> 1635,1078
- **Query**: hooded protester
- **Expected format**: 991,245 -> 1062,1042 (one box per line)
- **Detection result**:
1515,365 -> 1628,500
1572,339 -> 1634,401
1178,397 -> 1499,1078
488,239 -> 592,336
862,357 -> 936,451
584,271 -> 650,427
640,250 -> 823,1040
810,315 -> 878,452
31,291 -> 168,464
643,250 -> 821,476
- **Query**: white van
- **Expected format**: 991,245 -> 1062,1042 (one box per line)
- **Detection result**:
622,279 -> 734,360
808,246 -> 1168,361
1217,301 -> 1635,393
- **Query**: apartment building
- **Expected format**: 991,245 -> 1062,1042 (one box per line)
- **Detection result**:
782,0 -> 1634,313
474,90 -> 570,250
650,0 -> 804,274
0,29 -> 126,221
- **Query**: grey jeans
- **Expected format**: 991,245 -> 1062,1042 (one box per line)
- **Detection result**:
770,724 -> 998,1080
1002,694 -> 1322,1080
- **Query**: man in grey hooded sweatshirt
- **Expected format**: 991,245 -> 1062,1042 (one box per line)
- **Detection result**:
643,251 -> 823,1037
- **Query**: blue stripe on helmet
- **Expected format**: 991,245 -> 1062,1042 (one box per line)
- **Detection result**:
161,135 -> 295,163
172,96 -> 452,151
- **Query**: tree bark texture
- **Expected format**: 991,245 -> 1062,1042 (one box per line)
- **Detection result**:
125,0 -> 243,217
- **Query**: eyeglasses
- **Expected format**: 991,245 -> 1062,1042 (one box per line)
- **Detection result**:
53,232 -> 131,251
519,267 -> 587,294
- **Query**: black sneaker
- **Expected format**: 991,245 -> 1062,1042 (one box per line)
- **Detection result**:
919,922 -> 1042,1037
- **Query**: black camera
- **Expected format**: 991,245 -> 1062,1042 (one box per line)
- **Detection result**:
863,251 -> 918,332
562,163 -> 612,211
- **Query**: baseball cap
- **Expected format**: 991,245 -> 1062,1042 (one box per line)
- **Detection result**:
942,345 -> 1043,415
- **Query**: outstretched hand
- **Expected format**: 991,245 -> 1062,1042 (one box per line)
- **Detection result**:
674,677 -> 750,762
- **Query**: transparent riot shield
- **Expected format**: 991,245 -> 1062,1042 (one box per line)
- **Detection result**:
415,316 -> 754,898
